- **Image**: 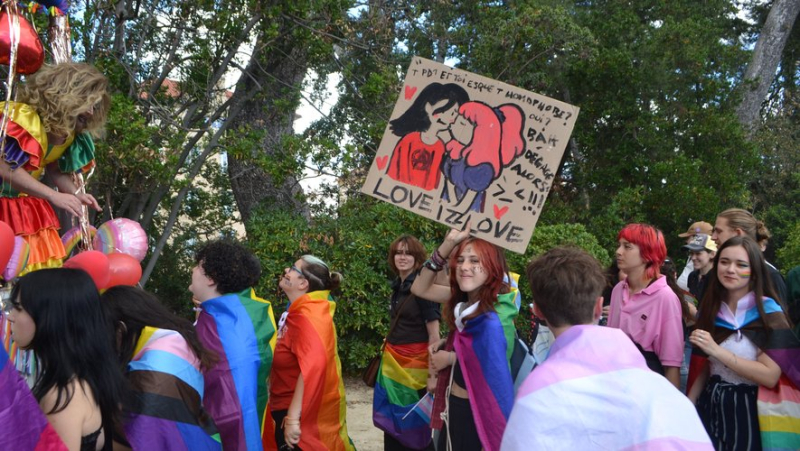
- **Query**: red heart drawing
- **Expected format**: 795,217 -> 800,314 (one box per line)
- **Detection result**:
404,85 -> 418,100
493,205 -> 509,220
376,155 -> 389,171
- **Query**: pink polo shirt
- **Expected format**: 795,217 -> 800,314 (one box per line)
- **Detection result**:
608,275 -> 684,367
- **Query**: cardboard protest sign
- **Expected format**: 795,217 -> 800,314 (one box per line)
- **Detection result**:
361,57 -> 579,253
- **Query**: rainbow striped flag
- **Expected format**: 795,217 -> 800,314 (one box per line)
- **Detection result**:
0,342 -> 67,450
503,325 -> 712,450
453,310 -> 514,451
266,290 -> 355,450
373,342 -> 432,449
123,327 -> 221,450
197,288 -> 277,451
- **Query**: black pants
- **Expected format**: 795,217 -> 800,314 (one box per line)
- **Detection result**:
437,395 -> 481,451
385,432 -> 435,451
696,375 -> 761,451
271,409 -> 303,451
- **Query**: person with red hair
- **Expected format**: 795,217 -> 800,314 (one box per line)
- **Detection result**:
411,227 -> 516,451
441,101 -> 525,213
608,223 -> 684,389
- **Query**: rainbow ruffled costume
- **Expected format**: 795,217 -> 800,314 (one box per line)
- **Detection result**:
0,101 -> 95,272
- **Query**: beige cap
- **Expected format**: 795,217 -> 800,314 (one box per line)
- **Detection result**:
678,221 -> 713,238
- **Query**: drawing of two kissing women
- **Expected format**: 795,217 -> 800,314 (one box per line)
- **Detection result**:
385,82 -> 526,214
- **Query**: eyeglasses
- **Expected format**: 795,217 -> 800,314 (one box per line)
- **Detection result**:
290,265 -> 304,277
1,299 -> 21,315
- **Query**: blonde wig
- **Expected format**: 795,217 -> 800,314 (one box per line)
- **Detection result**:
18,62 -> 110,139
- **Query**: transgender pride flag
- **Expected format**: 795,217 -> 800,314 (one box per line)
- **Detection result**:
502,325 -> 712,450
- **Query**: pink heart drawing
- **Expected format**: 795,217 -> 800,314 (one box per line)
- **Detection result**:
404,85 -> 418,100
376,155 -> 389,171
493,205 -> 509,220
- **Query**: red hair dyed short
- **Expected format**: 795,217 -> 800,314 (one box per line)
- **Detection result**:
618,223 -> 667,281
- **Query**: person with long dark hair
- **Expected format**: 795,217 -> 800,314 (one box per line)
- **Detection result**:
688,236 -> 799,450
101,286 -> 220,450
269,255 -> 355,450
386,83 -> 469,191
6,268 -> 125,450
411,228 -> 516,451
373,235 -> 440,450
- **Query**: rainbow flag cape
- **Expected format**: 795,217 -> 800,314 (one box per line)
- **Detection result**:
453,310 -> 514,451
123,327 -> 221,450
372,342 -> 432,449
267,290 -> 355,450
503,326 -> 712,450
197,288 -> 276,451
687,295 -> 800,450
0,341 -> 67,450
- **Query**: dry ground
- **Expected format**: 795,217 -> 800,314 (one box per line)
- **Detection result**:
345,376 -> 383,451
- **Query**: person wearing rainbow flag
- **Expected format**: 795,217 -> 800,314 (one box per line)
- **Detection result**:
268,255 -> 356,450
190,240 -> 277,451
373,235 -> 440,450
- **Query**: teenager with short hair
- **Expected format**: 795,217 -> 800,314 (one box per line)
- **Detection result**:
684,233 -> 717,301
190,240 -> 276,451
608,223 -> 684,388
502,247 -> 712,450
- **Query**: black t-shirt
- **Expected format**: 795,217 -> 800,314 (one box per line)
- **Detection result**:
688,269 -> 710,303
387,271 -> 441,345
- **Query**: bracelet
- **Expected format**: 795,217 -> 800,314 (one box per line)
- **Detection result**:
282,416 -> 301,427
423,259 -> 442,272
431,249 -> 447,267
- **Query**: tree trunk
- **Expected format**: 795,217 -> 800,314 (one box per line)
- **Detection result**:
227,26 -> 310,226
736,0 -> 800,135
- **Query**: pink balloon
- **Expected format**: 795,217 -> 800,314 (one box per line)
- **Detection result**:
105,253 -> 142,288
3,236 -> 30,281
63,251 -> 109,290
0,221 -> 13,271
93,218 -> 148,262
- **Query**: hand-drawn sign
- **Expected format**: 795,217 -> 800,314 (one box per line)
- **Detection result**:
361,57 -> 579,253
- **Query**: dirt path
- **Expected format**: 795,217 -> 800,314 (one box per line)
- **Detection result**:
345,377 -> 383,450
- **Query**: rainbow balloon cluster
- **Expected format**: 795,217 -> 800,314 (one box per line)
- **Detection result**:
93,218 -> 148,262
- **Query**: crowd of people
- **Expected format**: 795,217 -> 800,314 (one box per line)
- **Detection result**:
2,61 -> 800,451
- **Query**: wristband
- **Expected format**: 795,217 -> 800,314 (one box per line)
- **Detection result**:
431,249 -> 446,267
423,259 -> 442,272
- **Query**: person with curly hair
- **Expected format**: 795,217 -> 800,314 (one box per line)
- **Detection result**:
189,240 -> 277,451
0,62 -> 109,272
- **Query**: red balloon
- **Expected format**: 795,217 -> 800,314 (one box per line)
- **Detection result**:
0,9 -> 45,75
63,250 -> 109,290
0,221 -> 14,271
105,253 -> 142,288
